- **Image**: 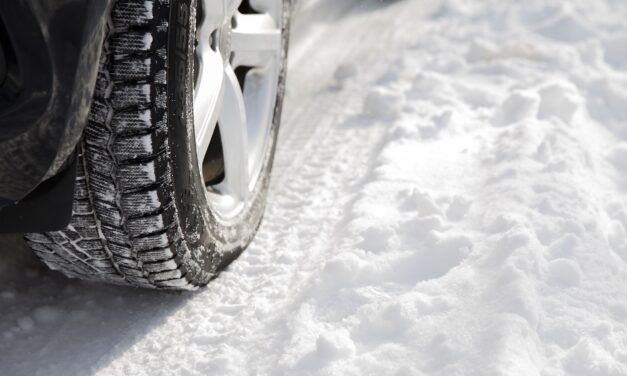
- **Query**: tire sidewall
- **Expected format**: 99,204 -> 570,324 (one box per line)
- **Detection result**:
166,0 -> 290,275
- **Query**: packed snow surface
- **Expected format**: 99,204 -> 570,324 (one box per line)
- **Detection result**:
2,0 -> 627,374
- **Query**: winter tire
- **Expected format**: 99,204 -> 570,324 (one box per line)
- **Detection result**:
24,0 -> 290,290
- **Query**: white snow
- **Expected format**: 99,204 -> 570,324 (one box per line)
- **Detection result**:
143,33 -> 153,50
3,0 -> 627,374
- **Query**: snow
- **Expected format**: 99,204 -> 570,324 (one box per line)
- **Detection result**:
3,0 -> 627,374
143,33 -> 153,49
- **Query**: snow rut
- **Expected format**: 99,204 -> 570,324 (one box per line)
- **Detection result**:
95,3 -> 420,374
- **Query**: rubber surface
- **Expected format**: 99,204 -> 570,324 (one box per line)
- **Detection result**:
25,0 -> 290,290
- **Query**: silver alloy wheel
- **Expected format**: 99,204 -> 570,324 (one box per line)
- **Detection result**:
193,0 -> 283,222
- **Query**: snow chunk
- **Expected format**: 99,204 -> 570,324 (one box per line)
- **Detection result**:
399,214 -> 445,239
608,143 -> 627,172
144,1 -> 153,18
446,195 -> 471,221
499,269 -> 542,326
543,322 -> 580,349
353,297 -> 418,341
466,38 -> 500,63
488,214 -> 522,233
603,36 -> 627,71
332,63 -> 358,89
538,81 -> 582,123
493,90 -> 540,126
359,225 -> 394,253
407,72 -> 451,102
548,233 -> 581,258
317,252 -> 377,289
545,258 -> 582,288
314,329 -> 356,360
535,11 -> 596,42
399,188 -> 444,217
394,233 -> 472,283
363,87 -> 403,120
586,79 -> 627,137
143,33 -> 153,49
563,339 -> 627,376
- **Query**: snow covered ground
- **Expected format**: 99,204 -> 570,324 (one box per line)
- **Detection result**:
3,0 -> 627,374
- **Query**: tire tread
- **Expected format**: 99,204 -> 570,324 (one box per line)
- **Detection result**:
25,0 -> 197,290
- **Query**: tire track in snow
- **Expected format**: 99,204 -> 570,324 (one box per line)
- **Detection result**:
96,1 -> 434,374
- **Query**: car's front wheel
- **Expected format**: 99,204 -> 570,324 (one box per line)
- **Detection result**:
25,0 -> 290,289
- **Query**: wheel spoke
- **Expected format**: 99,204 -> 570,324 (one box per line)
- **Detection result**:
231,13 -> 281,67
194,0 -> 283,220
194,51 -> 224,164
226,0 -> 243,16
218,66 -> 249,199
199,0 -> 226,32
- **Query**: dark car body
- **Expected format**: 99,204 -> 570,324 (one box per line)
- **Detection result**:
0,0 -> 112,232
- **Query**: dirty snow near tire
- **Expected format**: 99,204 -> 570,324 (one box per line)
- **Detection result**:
2,0 -> 627,374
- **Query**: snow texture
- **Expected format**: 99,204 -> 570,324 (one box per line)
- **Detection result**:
3,0 -> 627,374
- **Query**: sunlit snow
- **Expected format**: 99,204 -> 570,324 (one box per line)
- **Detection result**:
2,0 -> 627,374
